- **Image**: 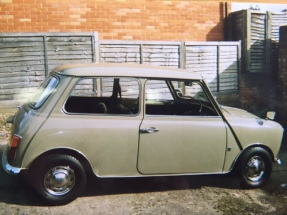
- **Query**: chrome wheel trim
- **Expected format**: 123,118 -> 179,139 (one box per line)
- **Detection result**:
244,156 -> 265,182
44,166 -> 75,196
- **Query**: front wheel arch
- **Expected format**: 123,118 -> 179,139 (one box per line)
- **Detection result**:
231,144 -> 274,171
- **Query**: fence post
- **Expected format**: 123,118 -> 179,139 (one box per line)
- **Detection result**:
92,32 -> 100,63
265,11 -> 272,73
140,44 -> 143,64
245,9 -> 251,72
43,35 -> 48,77
179,41 -> 186,69
217,45 -> 220,92
237,41 -> 242,94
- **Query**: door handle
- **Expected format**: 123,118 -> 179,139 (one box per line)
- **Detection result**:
140,127 -> 159,134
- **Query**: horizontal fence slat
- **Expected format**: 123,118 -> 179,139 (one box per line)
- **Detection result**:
0,46 -> 45,54
0,55 -> 44,63
0,42 -> 43,49
0,37 -> 43,42
46,44 -> 92,51
46,37 -> 92,43
0,61 -> 46,69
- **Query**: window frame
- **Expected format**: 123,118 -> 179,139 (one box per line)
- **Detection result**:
28,75 -> 59,109
63,76 -> 141,116
144,78 -> 220,117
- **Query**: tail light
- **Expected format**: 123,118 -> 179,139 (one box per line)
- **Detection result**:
8,134 -> 22,162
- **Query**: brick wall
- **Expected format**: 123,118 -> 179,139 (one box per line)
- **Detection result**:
240,73 -> 277,118
278,26 -> 287,127
0,0 -> 229,41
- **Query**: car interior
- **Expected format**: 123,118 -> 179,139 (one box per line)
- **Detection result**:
64,77 -> 218,116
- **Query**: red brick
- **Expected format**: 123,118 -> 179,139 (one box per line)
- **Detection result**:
0,0 -> 228,41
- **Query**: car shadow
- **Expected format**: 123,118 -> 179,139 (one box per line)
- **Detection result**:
83,173 -> 243,198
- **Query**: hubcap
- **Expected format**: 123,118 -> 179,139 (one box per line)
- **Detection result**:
44,166 -> 75,195
245,156 -> 265,182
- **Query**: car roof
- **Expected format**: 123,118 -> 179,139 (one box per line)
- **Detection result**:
51,63 -> 202,80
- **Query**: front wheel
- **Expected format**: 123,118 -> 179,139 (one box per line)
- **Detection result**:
28,154 -> 87,205
239,147 -> 272,188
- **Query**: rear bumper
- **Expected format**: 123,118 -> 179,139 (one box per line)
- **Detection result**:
2,143 -> 22,174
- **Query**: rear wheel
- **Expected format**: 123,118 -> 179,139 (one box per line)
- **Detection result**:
28,154 -> 87,205
239,147 -> 272,188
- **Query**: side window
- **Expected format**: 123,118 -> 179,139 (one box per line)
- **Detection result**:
174,81 -> 210,103
65,77 -> 140,115
145,80 -> 174,115
145,79 -> 218,116
145,80 -> 173,101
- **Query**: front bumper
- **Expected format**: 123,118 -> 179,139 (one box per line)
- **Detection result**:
276,158 -> 282,165
2,143 -> 22,174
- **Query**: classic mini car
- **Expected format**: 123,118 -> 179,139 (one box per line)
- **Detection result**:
3,63 -> 284,205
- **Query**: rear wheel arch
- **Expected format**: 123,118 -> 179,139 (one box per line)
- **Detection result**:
26,148 -> 94,176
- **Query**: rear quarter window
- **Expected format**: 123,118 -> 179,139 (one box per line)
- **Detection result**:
29,76 -> 59,109
65,77 -> 140,115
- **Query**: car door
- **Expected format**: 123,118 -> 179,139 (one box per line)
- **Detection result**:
137,79 -> 227,174
59,77 -> 143,176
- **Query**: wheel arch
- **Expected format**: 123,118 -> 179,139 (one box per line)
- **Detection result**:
230,144 -> 274,172
26,148 -> 94,176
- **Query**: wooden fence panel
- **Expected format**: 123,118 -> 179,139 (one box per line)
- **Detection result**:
185,42 -> 239,93
0,36 -> 46,107
250,13 -> 266,73
186,45 -> 218,91
0,33 -> 97,108
46,36 -> 94,71
219,46 -> 238,92
100,43 -> 141,63
230,10 -> 245,41
270,13 -> 287,74
142,45 -> 180,68
230,10 -> 287,73
0,35 -> 240,108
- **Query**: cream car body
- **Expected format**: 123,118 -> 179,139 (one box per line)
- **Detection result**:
2,63 -> 284,205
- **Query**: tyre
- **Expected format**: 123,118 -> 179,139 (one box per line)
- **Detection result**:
239,147 -> 272,188
28,154 -> 87,205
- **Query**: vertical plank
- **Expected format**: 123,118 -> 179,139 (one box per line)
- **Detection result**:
246,9 -> 251,72
265,11 -> 272,73
93,32 -> 100,63
270,13 -> 287,74
237,41 -> 241,94
43,35 -> 48,77
180,42 -> 186,69
241,10 -> 247,73
140,44 -> 143,64
217,45 -> 220,92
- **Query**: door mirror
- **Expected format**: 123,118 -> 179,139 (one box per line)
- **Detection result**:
266,111 -> 276,120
